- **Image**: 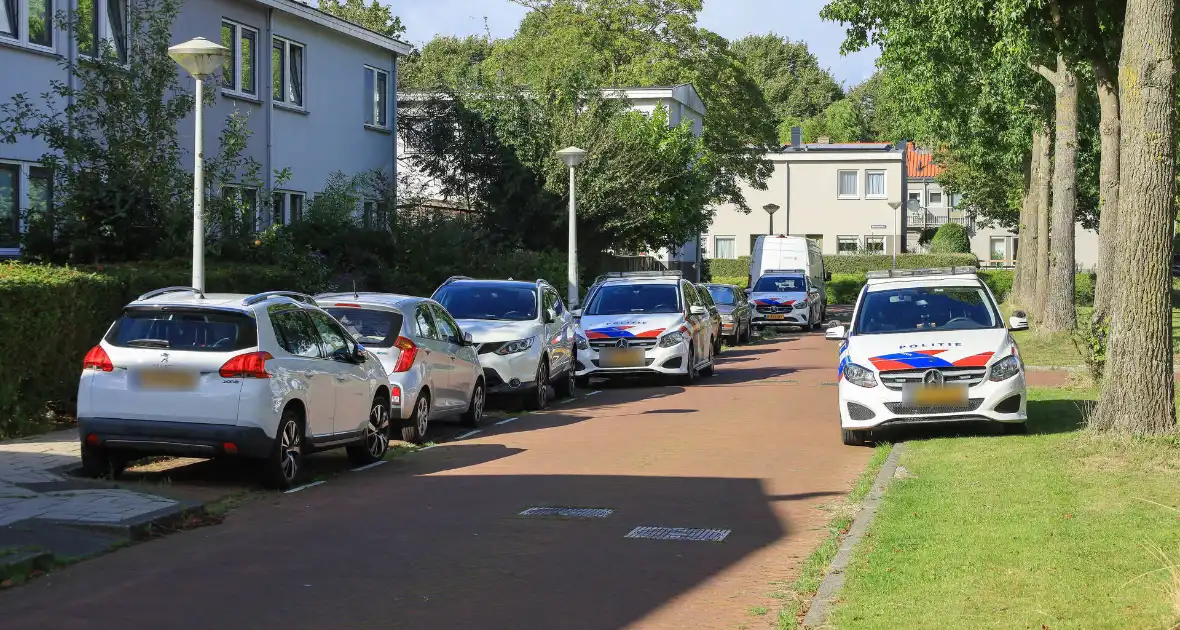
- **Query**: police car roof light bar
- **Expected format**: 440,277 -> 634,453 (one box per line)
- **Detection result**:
864,266 -> 978,280
600,270 -> 683,280
763,269 -> 806,275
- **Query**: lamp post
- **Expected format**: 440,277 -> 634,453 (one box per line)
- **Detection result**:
763,203 -> 780,236
887,201 -> 902,269
168,37 -> 230,295
557,147 -> 588,307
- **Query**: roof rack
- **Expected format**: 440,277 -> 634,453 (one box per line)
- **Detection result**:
441,275 -> 472,286
137,286 -> 206,301
593,270 -> 683,284
763,269 -> 806,275
864,266 -> 978,280
242,291 -> 315,306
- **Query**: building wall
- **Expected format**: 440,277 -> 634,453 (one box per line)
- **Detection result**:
971,222 -> 1100,271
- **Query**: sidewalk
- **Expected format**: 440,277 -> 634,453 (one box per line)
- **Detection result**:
0,429 -> 203,579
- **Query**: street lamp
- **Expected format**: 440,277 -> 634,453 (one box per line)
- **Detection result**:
169,37 -> 230,295
887,201 -> 902,269
557,146 -> 588,307
763,203 -> 780,236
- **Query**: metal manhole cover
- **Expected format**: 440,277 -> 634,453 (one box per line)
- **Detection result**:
821,382 -> 839,387
518,507 -> 615,518
624,526 -> 731,542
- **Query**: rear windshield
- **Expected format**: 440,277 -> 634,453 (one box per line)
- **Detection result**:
323,307 -> 403,348
706,286 -> 740,305
586,284 -> 681,315
754,275 -> 806,292
106,308 -> 257,352
854,285 -> 1001,335
433,284 -> 538,321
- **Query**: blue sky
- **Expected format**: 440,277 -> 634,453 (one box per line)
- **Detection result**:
389,0 -> 880,87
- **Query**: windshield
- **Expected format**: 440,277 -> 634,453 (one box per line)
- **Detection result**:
323,308 -> 403,348
706,286 -> 740,305
853,285 -> 1001,335
754,275 -> 806,293
106,308 -> 257,351
586,284 -> 681,316
433,284 -> 538,321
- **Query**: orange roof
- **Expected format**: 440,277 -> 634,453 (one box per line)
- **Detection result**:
906,142 -> 942,178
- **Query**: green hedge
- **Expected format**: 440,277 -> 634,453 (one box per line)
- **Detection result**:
823,269 -> 1096,306
706,253 -> 980,279
0,261 -> 327,439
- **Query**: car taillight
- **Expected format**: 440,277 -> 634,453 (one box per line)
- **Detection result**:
390,385 -> 402,406
392,336 -> 417,373
219,351 -> 273,378
83,345 -> 114,372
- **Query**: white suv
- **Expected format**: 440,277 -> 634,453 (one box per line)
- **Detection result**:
77,288 -> 393,489
827,267 -> 1029,445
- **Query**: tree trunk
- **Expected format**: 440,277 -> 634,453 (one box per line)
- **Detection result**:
1033,116 -> 1053,319
1014,129 -> 1047,307
1041,55 -> 1079,333
1092,0 -> 1176,434
1091,70 -> 1121,322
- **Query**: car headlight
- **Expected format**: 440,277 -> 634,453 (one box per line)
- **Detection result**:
794,300 -> 808,310
576,335 -> 590,351
988,355 -> 1021,382
496,337 -> 535,355
721,314 -> 733,322
843,362 -> 878,388
658,330 -> 688,348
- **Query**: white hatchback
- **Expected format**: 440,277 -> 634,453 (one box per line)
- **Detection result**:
77,288 -> 393,489
827,268 -> 1030,445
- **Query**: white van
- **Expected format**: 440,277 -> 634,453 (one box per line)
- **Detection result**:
748,235 -> 829,317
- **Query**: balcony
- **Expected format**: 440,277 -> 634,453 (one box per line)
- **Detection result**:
907,208 -> 973,231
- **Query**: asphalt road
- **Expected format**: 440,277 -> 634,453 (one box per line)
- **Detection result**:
0,330 -> 873,630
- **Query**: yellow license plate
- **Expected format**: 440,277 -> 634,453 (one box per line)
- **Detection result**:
767,314 -> 786,320
137,370 -> 198,390
599,348 -> 646,368
906,385 -> 968,407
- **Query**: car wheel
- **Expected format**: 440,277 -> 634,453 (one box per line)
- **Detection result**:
712,334 -> 722,356
524,359 -> 550,410
678,348 -> 697,386
741,322 -> 752,344
460,380 -> 486,428
348,394 -> 391,466
701,356 -> 715,377
726,334 -> 738,347
841,428 -> 871,446
80,444 -> 127,479
401,392 -> 430,444
263,410 -> 304,490
1001,421 -> 1028,435
554,360 -> 577,399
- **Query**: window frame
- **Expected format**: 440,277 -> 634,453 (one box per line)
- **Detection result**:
271,35 -> 305,109
75,0 -> 129,62
836,235 -> 859,255
429,304 -> 462,346
221,19 -> 259,99
0,162 -> 21,252
269,307 -> 325,359
864,235 -> 885,253
271,190 -> 306,225
1,0 -> 58,52
928,190 -> 944,206
837,169 -> 859,199
364,65 -> 390,130
864,169 -> 887,200
221,184 -> 259,234
414,304 -> 440,340
713,235 -> 736,260
989,236 -> 1007,262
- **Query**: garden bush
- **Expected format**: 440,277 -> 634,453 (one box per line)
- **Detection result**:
929,223 -> 972,254
822,253 -> 978,274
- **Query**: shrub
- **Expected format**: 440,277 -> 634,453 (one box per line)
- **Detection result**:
827,273 -> 866,304
929,224 -> 972,254
710,275 -> 748,288
705,256 -> 751,278
822,253 -> 978,274
977,269 -> 1013,302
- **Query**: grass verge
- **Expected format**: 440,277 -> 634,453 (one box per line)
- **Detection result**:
770,443 -> 894,629
826,386 -> 1180,629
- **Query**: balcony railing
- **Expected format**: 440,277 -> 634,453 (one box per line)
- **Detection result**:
907,209 -> 974,230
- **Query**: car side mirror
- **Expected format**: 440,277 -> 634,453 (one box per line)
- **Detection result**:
825,325 -> 846,340
743,288 -> 752,295
463,331 -> 474,345
571,308 -> 583,319
336,346 -> 360,363
543,309 -> 556,324
1008,311 -> 1029,332
690,305 -> 707,315
824,271 -> 832,281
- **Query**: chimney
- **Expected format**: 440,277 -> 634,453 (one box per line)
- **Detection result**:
817,136 -> 830,144
790,126 -> 802,149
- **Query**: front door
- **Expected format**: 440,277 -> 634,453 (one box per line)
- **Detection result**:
307,310 -> 370,435
430,305 -> 475,408
413,304 -> 454,410
682,282 -> 707,364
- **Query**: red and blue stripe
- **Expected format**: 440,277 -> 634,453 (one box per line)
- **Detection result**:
868,350 -> 994,372
585,326 -> 666,340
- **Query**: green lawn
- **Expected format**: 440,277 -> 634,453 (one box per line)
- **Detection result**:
827,387 -> 1180,629
1006,306 -> 1180,368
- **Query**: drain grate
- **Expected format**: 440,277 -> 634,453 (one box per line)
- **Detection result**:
624,526 -> 731,542
518,506 -> 614,519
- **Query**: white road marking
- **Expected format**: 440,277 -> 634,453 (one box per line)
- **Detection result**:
495,417 -> 519,426
418,445 -> 437,451
584,390 -> 603,397
555,398 -> 575,405
455,430 -> 483,440
351,460 -> 387,472
284,480 -> 326,494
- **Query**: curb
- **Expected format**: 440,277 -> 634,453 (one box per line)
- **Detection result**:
802,442 -> 906,629
0,549 -> 53,580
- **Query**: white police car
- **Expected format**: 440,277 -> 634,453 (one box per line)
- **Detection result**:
748,269 -> 823,330
826,267 -> 1030,445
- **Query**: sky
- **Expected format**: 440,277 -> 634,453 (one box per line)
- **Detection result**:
389,0 -> 880,88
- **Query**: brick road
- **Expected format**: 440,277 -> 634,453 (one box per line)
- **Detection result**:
0,332 -> 872,630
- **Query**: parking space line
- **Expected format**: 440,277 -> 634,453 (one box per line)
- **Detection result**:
495,417 -> 519,426
455,430 -> 482,440
584,390 -> 603,397
351,460 -> 387,472
418,445 -> 437,451
284,480 -> 326,494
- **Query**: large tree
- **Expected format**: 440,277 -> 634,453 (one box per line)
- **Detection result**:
728,34 -> 843,142
399,36 -> 495,90
317,0 -> 405,38
1091,0 -> 1176,434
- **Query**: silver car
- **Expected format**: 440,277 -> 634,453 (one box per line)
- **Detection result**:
314,293 -> 485,444
431,277 -> 576,410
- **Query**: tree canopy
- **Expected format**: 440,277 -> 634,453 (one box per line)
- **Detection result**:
317,0 -> 405,38
727,34 -> 843,143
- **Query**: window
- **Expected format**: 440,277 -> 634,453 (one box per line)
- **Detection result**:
433,283 -> 539,321
106,307 -> 259,352
586,284 -> 681,316
27,165 -> 50,231
362,200 -> 376,228
837,235 -> 859,255
269,308 -> 322,358
989,237 -> 1007,262
272,36 -> 304,107
0,164 -> 19,249
414,304 -> 440,339
222,20 -> 258,97
76,0 -> 127,61
753,275 -> 806,293
222,185 -> 258,233
364,65 -> 389,128
2,0 -> 54,48
323,307 -> 403,348
706,286 -> 740,306
838,170 -> 858,198
929,191 -> 944,206
713,235 -> 736,259
865,170 -> 886,199
1011,237 -> 1019,261
853,286 -> 1000,335
864,235 -> 885,253
950,192 -> 963,208
681,282 -> 700,309
307,310 -> 354,360
430,305 -> 462,345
